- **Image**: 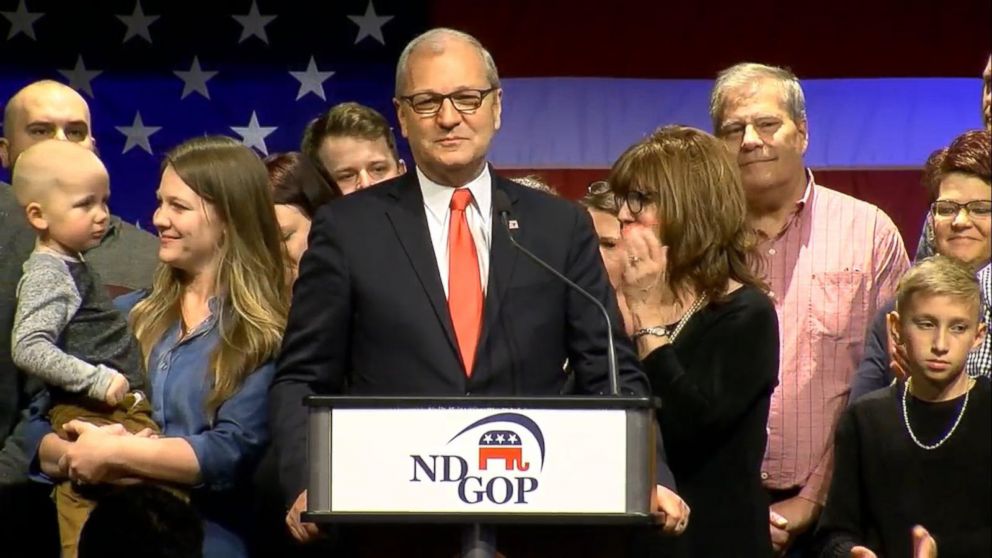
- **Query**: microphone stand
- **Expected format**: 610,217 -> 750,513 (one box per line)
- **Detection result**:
461,193 -> 622,558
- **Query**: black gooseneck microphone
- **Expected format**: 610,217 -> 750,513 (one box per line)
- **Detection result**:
492,190 -> 620,396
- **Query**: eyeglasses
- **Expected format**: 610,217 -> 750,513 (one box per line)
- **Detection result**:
398,88 -> 497,116
931,200 -> 992,220
588,180 -> 610,194
587,181 -> 657,215
617,190 -> 657,215
619,191 -> 655,215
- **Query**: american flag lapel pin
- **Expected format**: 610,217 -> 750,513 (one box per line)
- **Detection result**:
508,219 -> 519,230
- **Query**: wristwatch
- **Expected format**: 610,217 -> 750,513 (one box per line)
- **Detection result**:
631,326 -> 672,340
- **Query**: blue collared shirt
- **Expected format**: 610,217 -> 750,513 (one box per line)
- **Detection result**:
127,291 -> 274,492
116,290 -> 275,557
28,290 -> 275,557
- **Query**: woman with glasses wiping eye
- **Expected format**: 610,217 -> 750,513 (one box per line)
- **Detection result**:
611,125 -> 779,557
580,181 -> 634,336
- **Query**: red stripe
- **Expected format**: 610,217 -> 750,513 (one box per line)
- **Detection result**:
500,169 -> 928,256
431,0 -> 990,78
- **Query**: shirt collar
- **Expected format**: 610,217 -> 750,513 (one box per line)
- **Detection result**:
164,295 -> 224,346
796,168 -> 815,210
417,165 -> 492,224
87,215 -> 122,249
72,216 -> 121,258
35,244 -> 84,263
105,215 -> 122,237
755,169 -> 815,242
978,263 -> 991,308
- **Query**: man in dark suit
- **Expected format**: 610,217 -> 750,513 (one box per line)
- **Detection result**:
269,28 -> 684,553
0,183 -> 37,484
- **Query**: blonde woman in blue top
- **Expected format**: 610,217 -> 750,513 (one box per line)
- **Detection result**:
30,136 -> 290,557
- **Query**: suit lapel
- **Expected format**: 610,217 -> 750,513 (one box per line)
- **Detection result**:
477,178 -> 520,370
384,175 -> 460,356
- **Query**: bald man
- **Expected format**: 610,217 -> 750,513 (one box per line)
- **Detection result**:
1,80 -> 158,291
0,80 -> 95,167
0,81 -> 155,486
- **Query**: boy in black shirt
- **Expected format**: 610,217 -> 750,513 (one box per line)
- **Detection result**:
817,255 -> 990,558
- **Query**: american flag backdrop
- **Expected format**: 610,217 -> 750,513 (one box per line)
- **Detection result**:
2,0 -> 988,254
0,0 -> 426,228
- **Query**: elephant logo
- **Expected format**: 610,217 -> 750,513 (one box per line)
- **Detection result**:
478,430 -> 530,472
447,413 -> 546,472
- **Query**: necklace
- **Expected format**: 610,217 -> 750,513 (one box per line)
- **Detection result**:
668,296 -> 706,342
902,377 -> 972,450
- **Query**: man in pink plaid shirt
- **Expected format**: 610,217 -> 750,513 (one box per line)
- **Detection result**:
711,62 -> 911,556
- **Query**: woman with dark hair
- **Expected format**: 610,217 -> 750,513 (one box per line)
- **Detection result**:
914,53 -> 989,260
264,152 -> 340,280
612,125 -> 779,557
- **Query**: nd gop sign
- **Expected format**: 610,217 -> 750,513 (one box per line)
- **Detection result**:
328,407 -> 627,514
410,412 -> 544,505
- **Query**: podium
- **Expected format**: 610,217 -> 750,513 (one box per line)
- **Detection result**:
303,396 -> 657,557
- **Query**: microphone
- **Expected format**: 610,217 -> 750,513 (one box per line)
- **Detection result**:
492,190 -> 621,396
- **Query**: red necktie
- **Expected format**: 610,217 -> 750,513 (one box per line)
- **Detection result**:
448,189 -> 483,376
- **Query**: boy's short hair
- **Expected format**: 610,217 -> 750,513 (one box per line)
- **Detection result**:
300,102 -> 400,167
10,139 -> 106,207
895,255 -> 982,318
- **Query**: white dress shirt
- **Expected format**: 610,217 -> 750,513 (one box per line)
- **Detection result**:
417,166 -> 492,297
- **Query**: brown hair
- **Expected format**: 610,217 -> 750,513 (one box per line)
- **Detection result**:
608,125 -> 766,303
265,151 -> 340,218
922,129 -> 991,202
130,136 -> 289,417
895,255 -> 982,319
301,102 -> 400,179
921,147 -> 948,203
578,181 -> 619,215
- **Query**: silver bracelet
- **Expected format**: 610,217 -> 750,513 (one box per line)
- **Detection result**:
631,326 -> 672,340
